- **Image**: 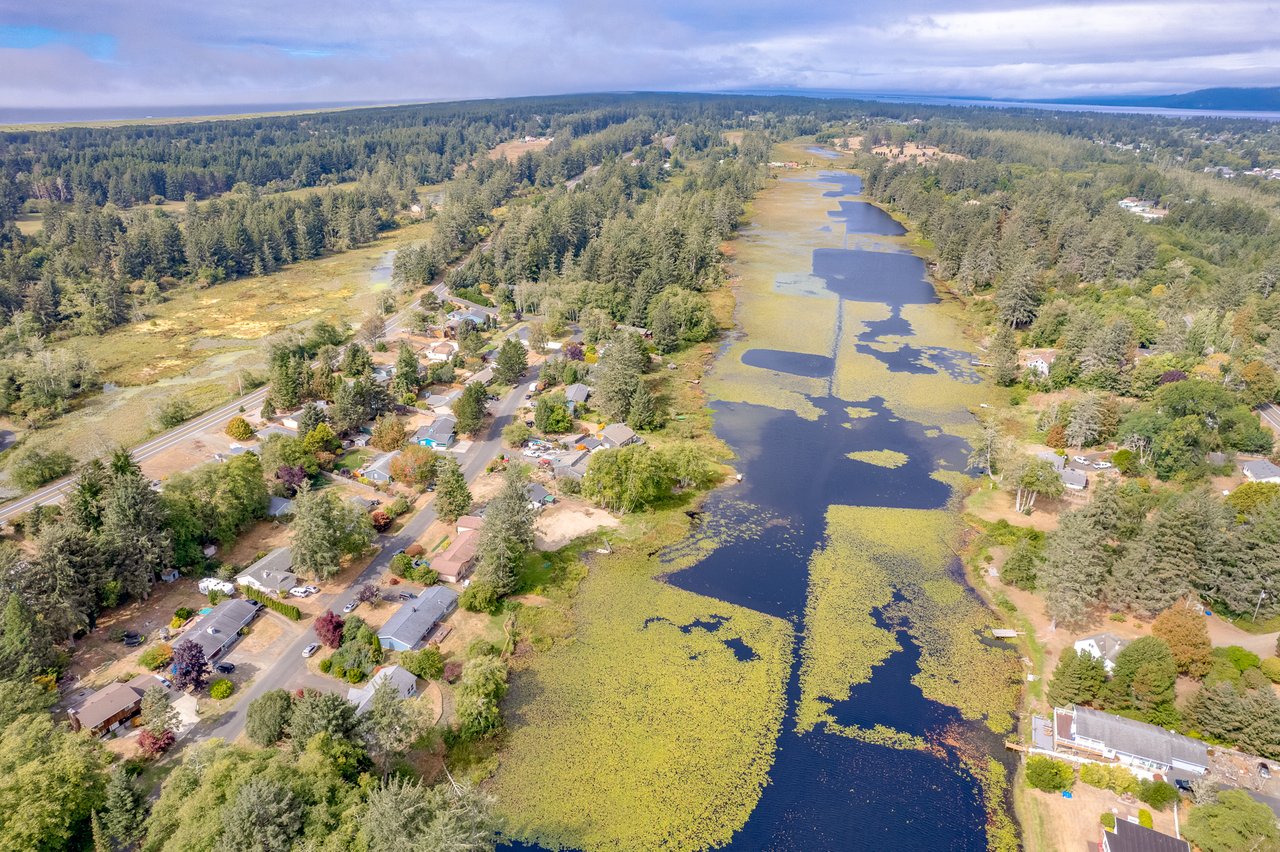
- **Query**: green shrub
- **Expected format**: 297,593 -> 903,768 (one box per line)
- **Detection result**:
319,657 -> 333,674
389,553 -> 413,577
413,567 -> 439,586
1137,780 -> 1179,810
1217,645 -> 1262,673
1100,813 -> 1116,830
208,589 -> 225,606
401,647 -> 445,680
241,586 -> 301,620
386,497 -> 411,518
174,607 -> 194,620
209,679 -> 233,700
460,580 -> 499,614
1242,666 -> 1270,690
1025,756 -> 1074,792
169,616 -> 185,629
332,666 -> 346,680
1137,809 -> 1153,828
345,668 -> 363,684
1261,657 -> 1280,684
138,643 -> 173,670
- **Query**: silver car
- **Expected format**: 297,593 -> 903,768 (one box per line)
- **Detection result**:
302,643 -> 321,658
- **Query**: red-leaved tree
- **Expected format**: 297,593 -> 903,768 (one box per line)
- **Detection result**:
315,611 -> 345,648
138,728 -> 175,758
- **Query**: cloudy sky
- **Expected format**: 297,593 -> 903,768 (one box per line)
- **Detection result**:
1,0 -> 1278,110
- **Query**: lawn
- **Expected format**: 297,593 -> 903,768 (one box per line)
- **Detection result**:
333,449 -> 373,474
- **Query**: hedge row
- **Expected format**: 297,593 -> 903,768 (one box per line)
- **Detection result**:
242,587 -> 302,620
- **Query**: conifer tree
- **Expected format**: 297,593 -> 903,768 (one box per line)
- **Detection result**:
475,466 -> 534,596
1047,649 -> 1106,708
626,381 -> 660,431
433,457 -> 472,524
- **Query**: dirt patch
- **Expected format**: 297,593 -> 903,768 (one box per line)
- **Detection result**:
1019,781 -> 1181,852
871,143 -> 966,164
435,608 -> 506,659
222,520 -> 292,567
490,137 -> 553,162
533,500 -> 620,551
237,616 -> 284,654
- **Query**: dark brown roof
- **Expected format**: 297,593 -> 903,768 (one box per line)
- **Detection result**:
1103,819 -> 1189,852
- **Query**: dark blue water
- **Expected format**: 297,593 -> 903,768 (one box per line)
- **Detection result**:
501,164 -> 1004,852
827,201 -> 906,235
741,348 -> 834,378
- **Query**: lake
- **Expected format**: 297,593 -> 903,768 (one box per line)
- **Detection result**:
498,165 -> 1017,851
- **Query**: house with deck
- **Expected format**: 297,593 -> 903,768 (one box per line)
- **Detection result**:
184,599 -> 260,662
433,529 -> 480,583
1052,706 -> 1209,778
600,423 -> 641,449
68,674 -> 168,735
378,587 -> 459,651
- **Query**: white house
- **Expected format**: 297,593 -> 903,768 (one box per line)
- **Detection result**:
1073,632 -> 1129,674
426,341 -> 457,363
347,665 -> 418,715
198,577 -> 237,596
236,548 -> 298,597
1242,458 -> 1280,484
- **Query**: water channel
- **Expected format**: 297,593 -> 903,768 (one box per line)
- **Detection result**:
502,159 -> 1012,851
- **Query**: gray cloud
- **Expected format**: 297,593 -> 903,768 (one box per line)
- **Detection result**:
0,0 -> 1277,108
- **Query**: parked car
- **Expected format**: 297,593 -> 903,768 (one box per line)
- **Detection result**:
1261,763 -> 1272,779
123,634 -> 144,647
215,662 -> 235,674
1092,461 -> 1113,469
398,591 -> 415,601
288,587 -> 311,598
158,677 -> 173,689
1174,778 -> 1194,793
342,600 -> 359,614
300,585 -> 319,595
302,643 -> 321,658
1072,455 -> 1089,464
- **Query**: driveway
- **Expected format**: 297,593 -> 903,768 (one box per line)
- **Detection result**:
204,365 -> 537,743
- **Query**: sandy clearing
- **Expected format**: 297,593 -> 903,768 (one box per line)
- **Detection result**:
534,500 -> 620,551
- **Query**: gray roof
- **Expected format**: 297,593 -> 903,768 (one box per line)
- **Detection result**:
184,599 -> 258,661
564,383 -> 591,403
470,366 -> 495,385
526,483 -> 553,504
363,451 -> 399,479
1060,468 -> 1088,488
266,497 -> 294,517
1104,819 -> 1190,852
236,548 -> 297,593
378,587 -> 458,649
417,417 -> 456,444
347,665 -> 418,715
1037,451 -> 1065,471
1074,707 -> 1209,770
1242,459 -> 1280,480
600,423 -> 638,447
1075,632 -> 1129,663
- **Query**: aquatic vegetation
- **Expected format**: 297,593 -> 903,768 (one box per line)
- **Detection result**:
845,405 -> 877,419
846,449 -> 910,469
798,506 -> 1019,737
825,721 -> 928,751
493,509 -> 792,852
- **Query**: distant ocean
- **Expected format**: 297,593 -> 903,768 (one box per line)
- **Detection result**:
5,90 -> 1280,126
725,88 -> 1280,122
0,100 -> 396,125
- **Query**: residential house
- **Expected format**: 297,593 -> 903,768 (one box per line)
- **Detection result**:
266,496 -> 295,518
564,383 -> 591,414
1101,819 -> 1189,852
445,309 -> 491,330
526,483 -> 556,511
184,598 -> 259,662
1242,458 -> 1280,484
1021,349 -> 1057,377
456,515 -> 485,533
347,665 -> 418,715
552,449 -> 592,480
423,389 -> 462,414
255,424 -> 298,442
508,326 -> 532,348
159,568 -> 180,583
1037,451 -> 1066,472
1061,468 -> 1088,491
600,423 -> 641,449
372,365 -> 395,384
413,417 -> 456,450
469,366 -> 495,386
568,433 -> 604,452
378,587 -> 459,651
433,529 -> 480,583
69,674 -> 168,735
1052,706 -> 1209,777
360,451 -> 400,484
236,548 -> 298,597
426,341 -> 457,363
1073,633 -> 1130,674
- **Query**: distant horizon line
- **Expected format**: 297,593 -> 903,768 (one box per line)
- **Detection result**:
3,84 -> 1279,127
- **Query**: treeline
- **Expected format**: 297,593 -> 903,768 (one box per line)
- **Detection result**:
1004,480 -> 1280,625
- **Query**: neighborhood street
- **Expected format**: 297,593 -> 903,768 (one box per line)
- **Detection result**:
204,363 -> 537,743
0,275 -> 462,524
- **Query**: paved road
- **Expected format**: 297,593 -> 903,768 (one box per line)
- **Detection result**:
0,274 -> 454,524
205,365 -> 536,742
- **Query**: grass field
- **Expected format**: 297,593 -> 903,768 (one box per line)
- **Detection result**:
12,221 -> 433,469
